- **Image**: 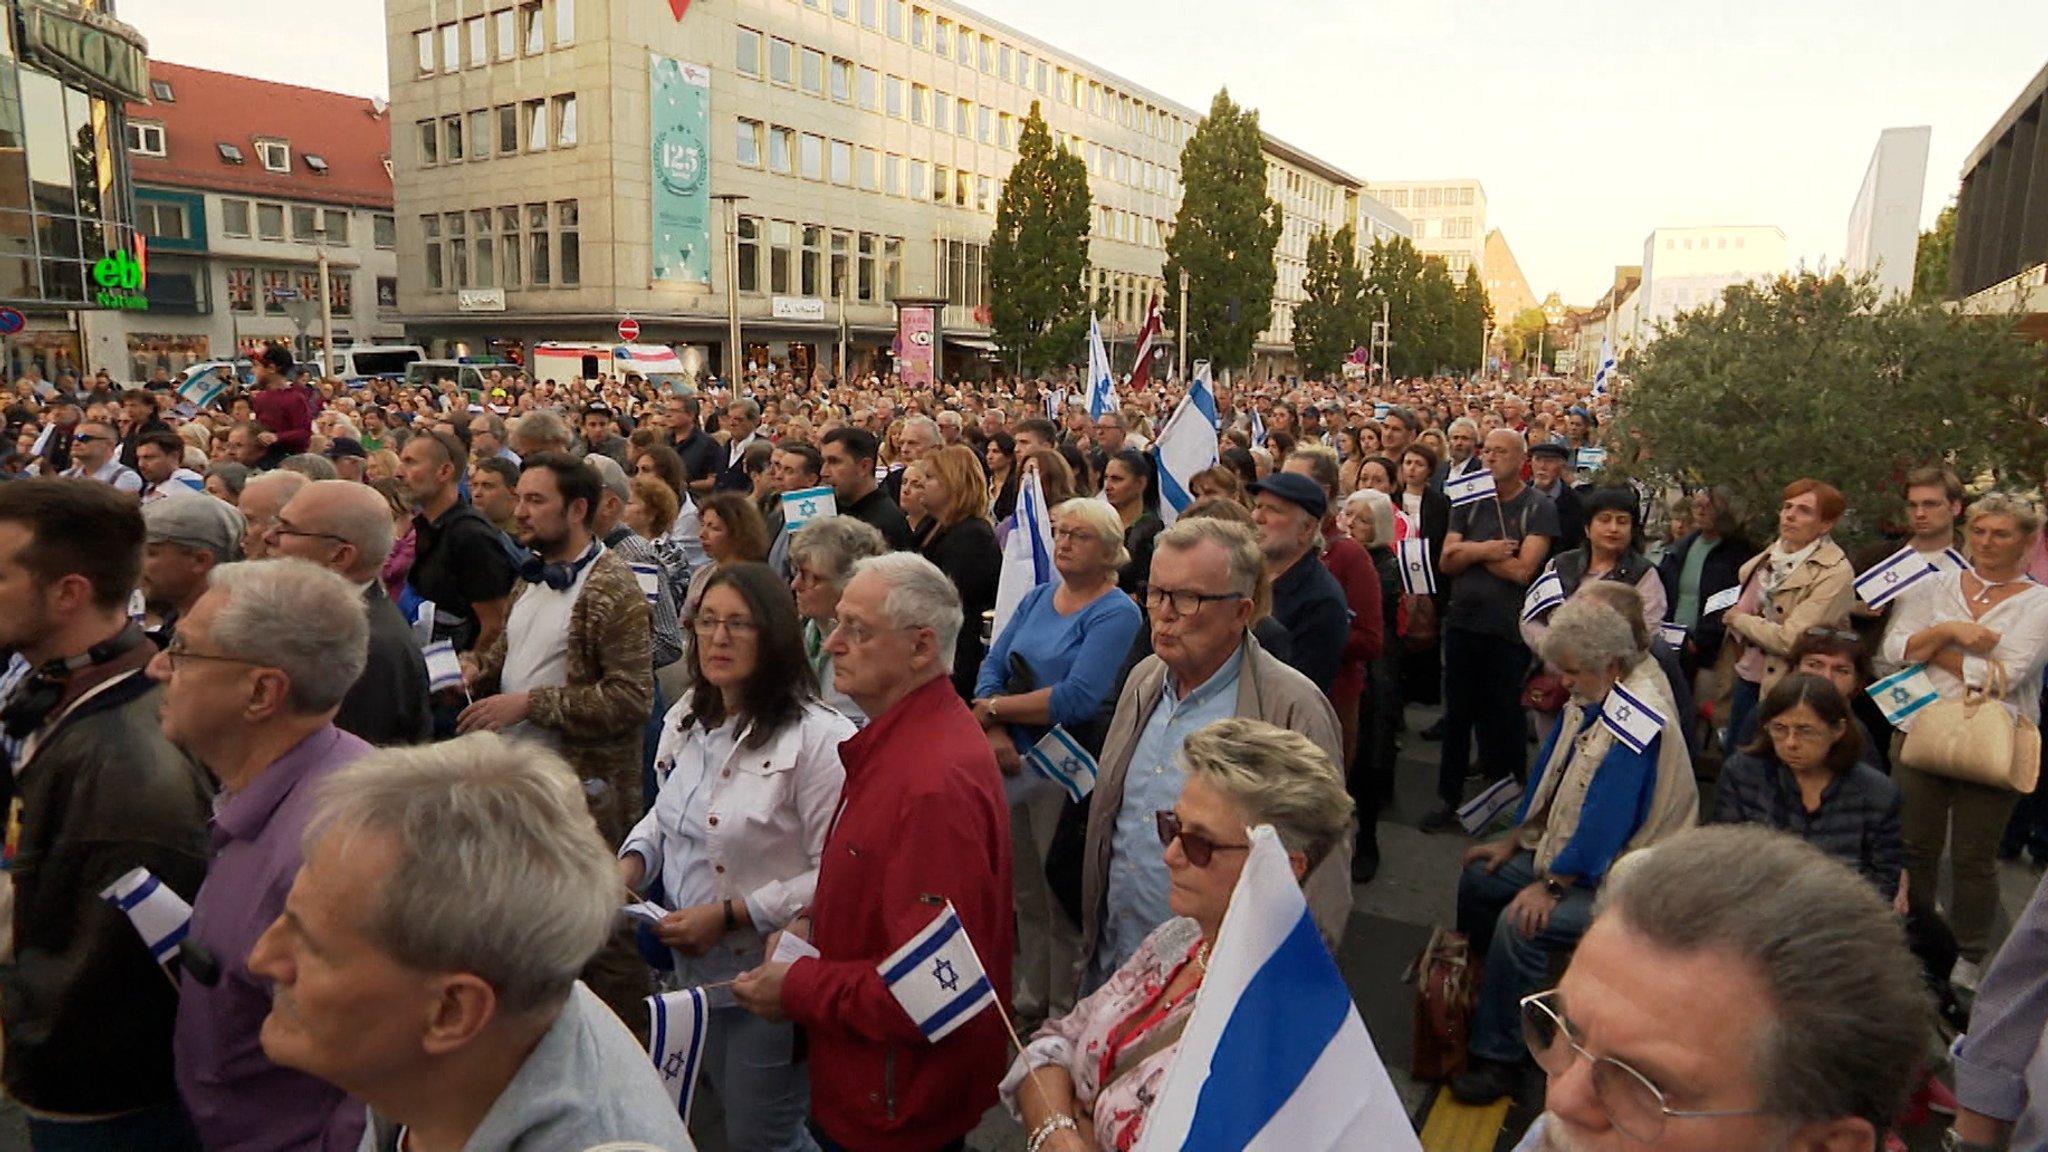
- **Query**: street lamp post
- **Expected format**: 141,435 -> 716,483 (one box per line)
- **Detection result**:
712,192 -> 748,382
314,225 -> 335,375
1177,268 -> 1189,387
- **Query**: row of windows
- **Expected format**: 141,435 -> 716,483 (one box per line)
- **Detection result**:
416,96 -> 577,167
420,202 -> 580,291
125,120 -> 330,178
1662,235 -> 1749,251
1089,267 -> 1162,331
224,267 -> 357,316
217,198 -> 394,249
734,216 -> 904,303
1377,186 -> 1477,210
413,0 -> 574,74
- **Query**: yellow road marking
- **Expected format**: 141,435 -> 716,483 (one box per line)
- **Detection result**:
1418,1094 -> 1512,1152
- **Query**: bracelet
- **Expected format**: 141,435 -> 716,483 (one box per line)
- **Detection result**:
1027,1114 -> 1077,1152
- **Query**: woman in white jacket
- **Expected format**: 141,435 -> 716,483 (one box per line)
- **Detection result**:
620,561 -> 854,1152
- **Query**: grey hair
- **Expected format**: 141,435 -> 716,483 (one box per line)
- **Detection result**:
1966,490 -> 2044,537
302,732 -> 617,1014
1177,718 -> 1353,870
1448,416 -> 1480,437
1054,497 -> 1131,570
513,409 -> 573,453
1537,594 -> 1642,674
245,469 -> 310,505
1594,825 -> 1928,1134
726,397 -> 761,420
298,480 -> 396,580
852,552 -> 963,673
1154,516 -> 1261,600
278,454 -> 339,481
208,558 -> 369,714
789,516 -> 888,591
1573,580 -> 1650,654
204,461 -> 251,498
1344,488 -> 1396,549
900,415 -> 941,446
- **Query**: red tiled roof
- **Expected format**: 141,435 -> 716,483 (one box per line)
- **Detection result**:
125,61 -> 394,210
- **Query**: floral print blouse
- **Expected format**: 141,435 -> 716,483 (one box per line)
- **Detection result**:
1001,918 -> 1204,1152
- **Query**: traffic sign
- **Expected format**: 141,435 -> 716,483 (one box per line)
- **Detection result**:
617,317 -> 640,342
0,307 -> 24,335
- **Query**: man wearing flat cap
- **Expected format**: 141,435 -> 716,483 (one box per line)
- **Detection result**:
1247,471 -> 1348,696
320,437 -> 368,484
140,491 -> 245,646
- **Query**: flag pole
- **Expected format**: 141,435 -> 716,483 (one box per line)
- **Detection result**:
991,987 -> 1068,1129
1495,491 -> 1508,539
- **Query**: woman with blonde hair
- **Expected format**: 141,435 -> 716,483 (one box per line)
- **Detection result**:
920,444 -> 1001,700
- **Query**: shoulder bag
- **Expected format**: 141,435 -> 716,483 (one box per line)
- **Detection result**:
1898,662 -> 2040,793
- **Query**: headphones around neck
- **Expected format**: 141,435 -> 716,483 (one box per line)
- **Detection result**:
519,541 -> 600,592
0,626 -> 149,740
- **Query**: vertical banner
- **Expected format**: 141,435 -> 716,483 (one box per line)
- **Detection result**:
897,304 -> 937,389
649,54 -> 712,284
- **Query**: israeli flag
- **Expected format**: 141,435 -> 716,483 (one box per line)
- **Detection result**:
1868,664 -> 1940,728
647,987 -> 709,1125
1942,547 -> 1969,572
1187,360 -> 1220,430
176,363 -> 233,410
1249,408 -> 1267,449
1575,446 -> 1608,472
1396,538 -> 1436,595
878,902 -> 996,1043
1855,546 -> 1939,610
1045,387 -> 1068,422
1373,402 -> 1391,420
1135,827 -> 1421,1152
1702,585 -> 1742,616
628,562 -> 662,605
422,640 -> 465,694
1444,468 -> 1498,508
993,469 -> 1056,639
1521,569 -> 1566,622
1087,315 -> 1117,419
781,484 -> 837,533
1594,335 -> 1616,395
129,588 -> 147,623
1152,367 -> 1221,527
1600,682 -> 1667,755
1022,725 -> 1099,802
100,867 -> 192,966
412,599 -> 437,647
1657,622 -> 1688,649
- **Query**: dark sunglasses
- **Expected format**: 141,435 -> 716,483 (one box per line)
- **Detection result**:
72,432 -> 105,444
1154,810 -> 1251,868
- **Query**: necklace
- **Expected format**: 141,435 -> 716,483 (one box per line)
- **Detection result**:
1968,568 -> 2026,605
1194,942 -> 1211,975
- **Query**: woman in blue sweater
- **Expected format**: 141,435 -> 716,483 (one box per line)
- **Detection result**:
972,495 -> 1144,1027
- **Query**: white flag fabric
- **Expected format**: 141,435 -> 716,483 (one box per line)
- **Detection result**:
1396,538 -> 1436,595
411,599 -> 437,647
100,867 -> 192,966
1657,622 -> 1688,649
1022,725 -> 1099,802
1152,367 -> 1220,527
628,562 -> 662,604
1942,547 -> 1969,572
1868,664 -> 1940,728
1135,827 -> 1422,1152
780,484 -> 837,533
1855,545 -> 1939,610
647,987 -> 710,1125
1575,446 -> 1608,472
176,363 -> 233,410
422,640 -> 465,694
1249,408 -> 1267,449
878,902 -> 996,1043
1087,316 -> 1117,419
1600,682 -> 1667,755
1521,570 -> 1566,622
1444,468 -> 1498,508
1702,585 -> 1742,616
993,469 -> 1058,640
1594,335 -> 1616,395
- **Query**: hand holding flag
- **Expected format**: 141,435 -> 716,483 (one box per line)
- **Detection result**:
101,867 -> 192,969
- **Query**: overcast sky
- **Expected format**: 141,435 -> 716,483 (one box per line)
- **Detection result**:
117,0 -> 2048,303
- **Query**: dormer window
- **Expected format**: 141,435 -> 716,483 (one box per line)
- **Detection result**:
218,143 -> 244,164
256,139 -> 290,172
151,79 -> 174,102
303,154 -> 329,174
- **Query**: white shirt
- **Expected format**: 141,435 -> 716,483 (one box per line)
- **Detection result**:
1881,570 -> 2048,730
140,469 -> 205,505
65,457 -> 141,493
500,544 -> 602,748
727,432 -> 759,469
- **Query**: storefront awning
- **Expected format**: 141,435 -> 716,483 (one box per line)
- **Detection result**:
949,336 -> 999,351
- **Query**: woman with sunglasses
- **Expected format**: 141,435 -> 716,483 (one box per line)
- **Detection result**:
1001,718 -> 1352,1152
619,562 -> 854,1152
1453,596 -> 1699,1107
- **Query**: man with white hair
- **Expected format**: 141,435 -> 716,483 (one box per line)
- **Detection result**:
734,553 -> 1011,1152
250,734 -> 694,1151
1433,416 -> 1485,489
152,559 -> 374,1152
881,415 -> 942,504
267,480 -> 433,746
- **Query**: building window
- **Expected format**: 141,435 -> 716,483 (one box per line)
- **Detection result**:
955,24 -> 972,61
978,35 -> 993,73
800,49 -> 824,96
466,17 -> 486,66
768,126 -> 793,174
769,220 -> 792,294
802,225 -> 823,297
828,231 -> 849,299
495,8 -> 515,59
799,133 -> 822,181
524,99 -> 547,152
736,216 -> 760,292
127,121 -> 165,156
553,0 -> 574,45
887,0 -> 904,39
227,267 -> 255,312
856,146 -> 877,191
416,29 -> 436,72
831,0 -> 849,17
884,236 -> 901,298
291,205 -> 317,240
322,209 -> 350,245
136,200 -> 185,240
472,209 -> 497,288
526,204 -> 550,286
856,66 -> 877,109
261,269 -> 292,315
858,0 -> 877,29
556,200 -> 578,285
910,160 -> 928,201
303,154 -> 330,174
329,272 -> 353,315
884,153 -> 902,195
553,94 -> 577,147
423,216 -> 443,290
909,83 -> 927,125
374,214 -> 396,248
769,38 -> 793,85
910,7 -> 928,47
933,17 -> 949,57
222,200 -> 251,237
152,79 -> 175,102
829,139 -> 851,185
441,116 -> 463,162
218,142 -> 245,164
955,98 -> 971,137
736,118 -> 763,167
885,75 -> 904,118
977,106 -> 992,144
521,2 -> 544,53
257,203 -> 286,241
931,164 -> 948,204
858,233 -> 877,302
830,58 -> 852,103
737,27 -> 761,77
497,206 -> 522,289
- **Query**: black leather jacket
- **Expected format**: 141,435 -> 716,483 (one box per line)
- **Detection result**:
1,657 -> 212,1115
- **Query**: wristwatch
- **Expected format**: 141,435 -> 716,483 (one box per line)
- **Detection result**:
1541,876 -> 1568,902
1944,1129 -> 2000,1152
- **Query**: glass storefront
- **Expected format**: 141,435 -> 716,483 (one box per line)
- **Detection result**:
125,331 -> 207,382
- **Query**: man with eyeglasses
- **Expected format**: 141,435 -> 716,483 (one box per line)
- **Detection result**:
1076,516 -> 1350,993
1510,825 -> 1926,1152
60,419 -> 141,493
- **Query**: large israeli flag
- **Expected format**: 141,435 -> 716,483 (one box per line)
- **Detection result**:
177,362 -> 234,410
1087,315 -> 1117,419
993,468 -> 1057,638
1152,363 -> 1220,527
1594,335 -> 1616,395
878,902 -> 996,1043
1136,827 -> 1421,1152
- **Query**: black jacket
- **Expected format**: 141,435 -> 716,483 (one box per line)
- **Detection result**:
335,584 -> 434,747
841,485 -> 916,551
1269,550 -> 1349,695
1530,480 -> 1586,554
2,644 -> 213,1115
920,516 -> 1001,701
1657,531 -> 1757,666
1711,751 -> 1904,902
1408,486 -> 1453,569
1118,511 -> 1165,598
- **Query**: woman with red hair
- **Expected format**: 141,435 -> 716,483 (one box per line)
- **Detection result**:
1717,478 -> 1856,753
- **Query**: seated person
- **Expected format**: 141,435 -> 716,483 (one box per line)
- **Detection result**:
1729,625 -> 1883,771
1452,597 -> 1699,1105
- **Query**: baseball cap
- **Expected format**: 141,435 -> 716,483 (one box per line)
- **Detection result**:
1247,472 -> 1328,520
585,453 -> 631,503
143,491 -> 245,560
323,437 -> 368,460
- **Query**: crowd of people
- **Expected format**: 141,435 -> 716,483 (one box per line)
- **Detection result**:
2,345 -> 2047,1152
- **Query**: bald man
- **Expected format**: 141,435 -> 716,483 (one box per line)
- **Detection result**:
268,481 -> 432,745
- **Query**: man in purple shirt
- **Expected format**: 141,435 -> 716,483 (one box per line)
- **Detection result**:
150,557 -> 374,1151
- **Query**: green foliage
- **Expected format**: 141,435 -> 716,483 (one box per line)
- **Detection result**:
1503,306 -> 1553,369
1291,225 -> 1369,380
1607,271 -> 2048,542
1453,266 -> 1493,372
989,102 -> 1093,373
1363,236 -> 1424,377
1163,89 -> 1282,373
1913,201 -> 1956,304
1359,237 -> 1484,375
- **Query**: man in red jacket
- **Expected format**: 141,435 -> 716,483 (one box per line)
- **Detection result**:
247,344 -> 313,467
735,552 -> 1012,1152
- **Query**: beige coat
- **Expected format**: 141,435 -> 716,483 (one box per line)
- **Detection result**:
1723,538 -> 1856,693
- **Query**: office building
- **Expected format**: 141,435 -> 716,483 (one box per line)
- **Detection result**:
1482,228 -> 1535,321
1358,178 -> 1486,277
1634,225 -> 1788,344
1843,125 -> 1931,301
1951,58 -> 2048,338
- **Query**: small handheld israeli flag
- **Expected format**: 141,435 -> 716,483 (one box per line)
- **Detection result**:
1868,664 -> 1940,728
100,867 -> 192,966
1521,570 -> 1566,623
1575,446 -> 1608,472
781,485 -> 838,533
1373,401 -> 1391,419
878,901 -> 995,1043
1657,622 -> 1688,649
1444,468 -> 1498,509
628,562 -> 662,605
1855,546 -> 1939,610
1943,547 -> 1969,572
1397,538 -> 1436,595
1600,682 -> 1667,754
1457,777 -> 1523,836
128,588 -> 147,623
412,599 -> 437,647
422,640 -> 465,694
1703,585 -> 1742,616
1022,726 -> 1099,803
647,987 -> 709,1125
176,363 -> 233,410
1249,408 -> 1267,449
